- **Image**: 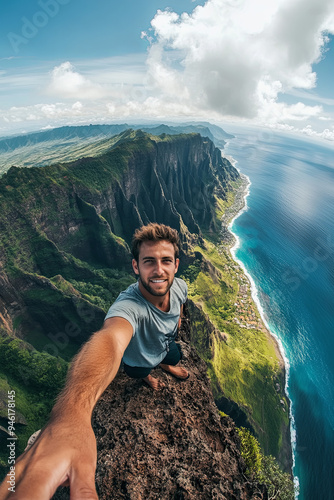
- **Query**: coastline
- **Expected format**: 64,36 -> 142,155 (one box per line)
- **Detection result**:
219,162 -> 295,477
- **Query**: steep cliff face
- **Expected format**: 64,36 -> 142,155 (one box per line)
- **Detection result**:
62,132 -> 238,247
52,307 -> 265,500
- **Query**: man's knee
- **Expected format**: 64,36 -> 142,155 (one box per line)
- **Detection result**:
123,364 -> 152,379
162,341 -> 182,366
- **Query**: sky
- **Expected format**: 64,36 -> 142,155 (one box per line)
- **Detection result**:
1,0 -> 334,142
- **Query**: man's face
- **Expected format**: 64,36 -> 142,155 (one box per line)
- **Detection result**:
132,240 -> 179,298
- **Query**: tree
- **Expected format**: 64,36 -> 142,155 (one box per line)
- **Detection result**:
237,427 -> 294,500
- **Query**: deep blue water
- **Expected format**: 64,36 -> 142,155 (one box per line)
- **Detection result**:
224,127 -> 334,500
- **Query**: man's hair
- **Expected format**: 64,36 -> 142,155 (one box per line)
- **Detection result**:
131,223 -> 180,262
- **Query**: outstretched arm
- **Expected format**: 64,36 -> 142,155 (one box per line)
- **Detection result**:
0,317 -> 133,500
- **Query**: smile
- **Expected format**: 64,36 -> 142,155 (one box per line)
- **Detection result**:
150,279 -> 167,283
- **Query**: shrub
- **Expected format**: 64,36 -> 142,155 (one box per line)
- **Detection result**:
0,335 -> 67,397
237,427 -> 295,500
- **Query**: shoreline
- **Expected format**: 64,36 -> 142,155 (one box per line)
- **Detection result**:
220,163 -> 295,478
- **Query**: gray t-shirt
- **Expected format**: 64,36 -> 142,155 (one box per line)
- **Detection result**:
105,277 -> 188,368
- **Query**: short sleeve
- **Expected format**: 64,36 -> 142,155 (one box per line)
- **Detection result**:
173,278 -> 188,304
104,300 -> 139,336
181,279 -> 188,303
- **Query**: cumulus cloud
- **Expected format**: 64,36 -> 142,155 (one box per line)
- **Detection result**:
44,58 -> 151,105
47,61 -> 108,99
301,124 -> 334,141
2,102 -> 86,123
145,0 -> 334,126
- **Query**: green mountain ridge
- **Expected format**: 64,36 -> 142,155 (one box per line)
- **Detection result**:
0,129 -> 291,482
0,122 -> 233,175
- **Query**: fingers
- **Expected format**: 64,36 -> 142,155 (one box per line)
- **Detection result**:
69,463 -> 98,500
0,450 -> 69,500
0,463 -> 98,500
0,453 -> 97,500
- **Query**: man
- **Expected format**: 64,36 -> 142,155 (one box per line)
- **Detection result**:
0,223 -> 189,500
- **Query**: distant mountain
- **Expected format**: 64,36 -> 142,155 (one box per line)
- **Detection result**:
0,124 -> 130,152
141,123 -> 229,148
189,121 -> 235,141
0,122 -> 234,175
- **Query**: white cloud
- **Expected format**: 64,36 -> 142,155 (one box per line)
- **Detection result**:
300,124 -> 334,141
1,102 -> 88,127
257,98 -> 323,126
284,88 -> 334,107
145,0 -> 334,127
45,57 -> 150,102
47,62 -> 106,99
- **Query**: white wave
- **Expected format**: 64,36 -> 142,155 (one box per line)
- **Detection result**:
227,163 -> 300,499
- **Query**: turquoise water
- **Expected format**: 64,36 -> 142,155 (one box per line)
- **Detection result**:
224,127 -> 334,500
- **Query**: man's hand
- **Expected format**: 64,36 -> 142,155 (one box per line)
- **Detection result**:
0,420 -> 98,500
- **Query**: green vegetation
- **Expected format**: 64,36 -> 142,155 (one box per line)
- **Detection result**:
238,427 -> 263,476
70,272 -> 134,311
0,333 -> 67,398
238,428 -> 294,499
215,192 -> 234,219
0,333 -> 68,478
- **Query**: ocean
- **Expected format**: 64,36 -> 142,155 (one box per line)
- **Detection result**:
224,127 -> 334,500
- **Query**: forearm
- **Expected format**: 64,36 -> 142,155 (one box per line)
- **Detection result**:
50,328 -> 124,424
178,303 -> 184,329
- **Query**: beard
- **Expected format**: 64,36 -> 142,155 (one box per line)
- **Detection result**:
138,275 -> 174,297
